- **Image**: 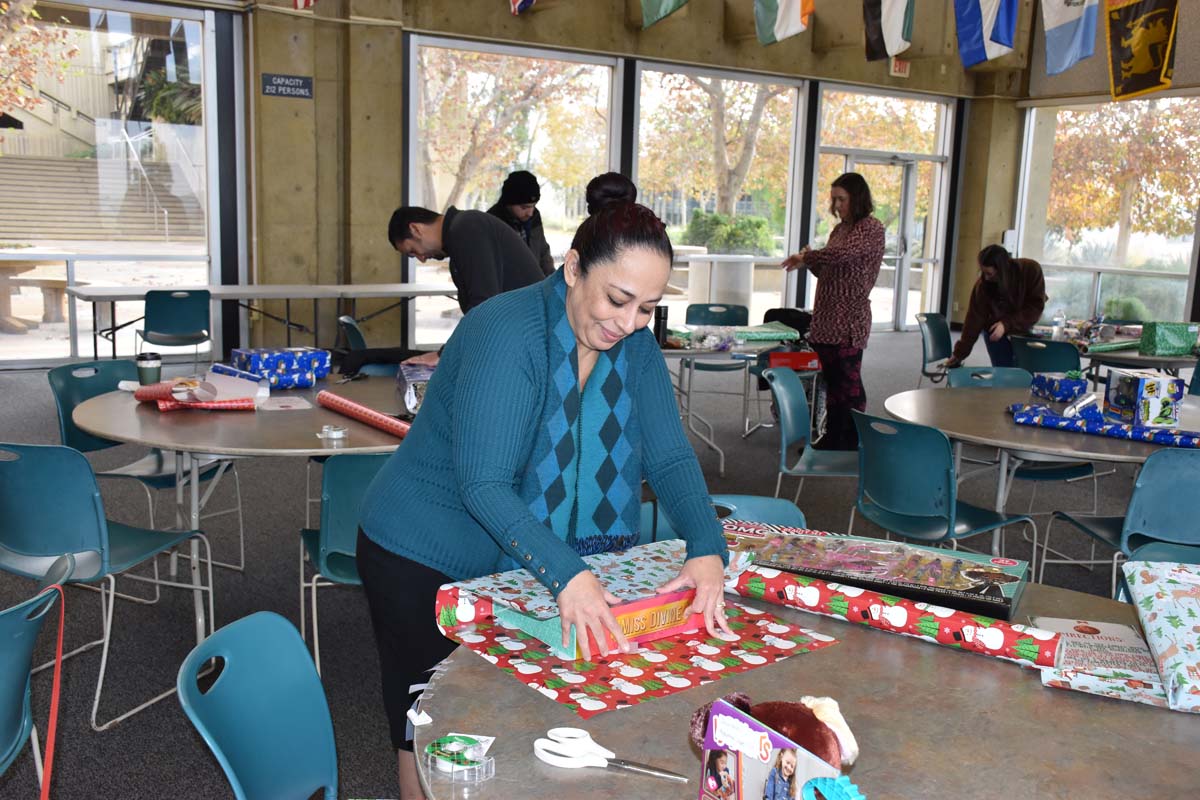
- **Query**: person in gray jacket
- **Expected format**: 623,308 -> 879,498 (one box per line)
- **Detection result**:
487,170 -> 555,277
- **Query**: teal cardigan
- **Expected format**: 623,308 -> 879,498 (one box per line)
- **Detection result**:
359,270 -> 726,596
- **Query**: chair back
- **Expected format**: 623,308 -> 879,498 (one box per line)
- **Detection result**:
316,454 -> 388,573
144,289 -> 211,338
177,612 -> 337,800
710,494 -> 806,528
337,316 -> 369,351
1122,449 -> 1200,551
915,313 -> 952,367
1126,541 -> 1200,564
947,366 -> 1033,389
0,444 -> 109,582
763,368 -> 813,460
686,304 -> 749,327
1010,336 -> 1080,373
47,360 -> 138,452
1189,359 -> 1200,396
852,411 -> 955,522
0,589 -> 57,776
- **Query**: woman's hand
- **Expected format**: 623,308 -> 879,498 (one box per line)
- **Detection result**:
402,351 -> 440,367
943,356 -> 961,369
988,321 -> 1007,342
656,555 -> 736,639
780,247 -> 810,272
557,570 -> 631,661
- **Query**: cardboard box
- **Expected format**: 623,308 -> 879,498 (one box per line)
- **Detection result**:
768,350 -> 820,371
1103,368 -> 1185,428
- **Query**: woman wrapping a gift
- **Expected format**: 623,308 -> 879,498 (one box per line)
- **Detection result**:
357,199 -> 731,797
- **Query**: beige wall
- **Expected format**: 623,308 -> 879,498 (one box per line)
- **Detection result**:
247,0 -> 1045,343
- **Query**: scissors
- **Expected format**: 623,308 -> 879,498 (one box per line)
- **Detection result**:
533,727 -> 688,784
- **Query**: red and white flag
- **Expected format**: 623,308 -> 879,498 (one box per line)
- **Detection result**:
294,0 -> 314,9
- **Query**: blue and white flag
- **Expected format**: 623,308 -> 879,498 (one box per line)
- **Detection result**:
1042,0 -> 1099,75
954,0 -> 1019,67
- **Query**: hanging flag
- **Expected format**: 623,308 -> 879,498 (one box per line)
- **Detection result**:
641,0 -> 689,28
863,0 -> 913,61
953,0 -> 1019,67
511,0 -> 537,13
755,0 -> 815,45
1105,0 -> 1177,99
1042,0 -> 1099,75
293,0 -> 314,9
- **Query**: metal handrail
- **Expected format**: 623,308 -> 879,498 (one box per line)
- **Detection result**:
119,128 -> 170,241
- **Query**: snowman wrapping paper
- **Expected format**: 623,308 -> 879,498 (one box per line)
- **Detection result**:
729,564 -> 1060,668
1123,561 -> 1200,713
432,540 -> 839,719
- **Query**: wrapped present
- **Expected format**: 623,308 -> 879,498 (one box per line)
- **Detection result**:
1139,322 -> 1199,356
230,347 -> 332,386
1041,668 -> 1169,709
1103,368 -> 1185,428
727,565 -> 1059,668
1033,616 -> 1168,709
210,363 -> 268,385
669,321 -> 801,344
1031,371 -> 1087,403
1123,561 -> 1200,713
1009,403 -> 1200,449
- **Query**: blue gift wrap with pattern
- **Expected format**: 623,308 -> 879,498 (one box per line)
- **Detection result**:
1009,403 -> 1200,449
229,347 -> 331,388
1031,371 -> 1087,403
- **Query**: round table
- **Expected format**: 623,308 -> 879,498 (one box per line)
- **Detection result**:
414,583 -> 1200,799
72,376 -> 408,641
884,387 -> 1200,464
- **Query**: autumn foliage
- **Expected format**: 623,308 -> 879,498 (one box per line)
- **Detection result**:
0,0 -> 77,119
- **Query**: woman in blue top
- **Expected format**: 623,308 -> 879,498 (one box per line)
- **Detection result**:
357,201 -> 731,798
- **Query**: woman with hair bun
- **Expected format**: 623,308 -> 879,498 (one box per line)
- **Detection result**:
782,172 -> 885,451
585,171 -> 637,215
357,200 -> 730,798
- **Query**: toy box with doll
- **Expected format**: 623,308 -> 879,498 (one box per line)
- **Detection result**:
1103,368 -> 1185,428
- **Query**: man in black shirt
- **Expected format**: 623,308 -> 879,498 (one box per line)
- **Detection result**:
486,170 -> 555,277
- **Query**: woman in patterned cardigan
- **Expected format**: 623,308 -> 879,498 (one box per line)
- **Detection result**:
782,172 -> 886,450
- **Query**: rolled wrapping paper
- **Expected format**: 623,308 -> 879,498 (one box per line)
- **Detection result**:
133,379 -> 257,412
153,398 -> 256,412
133,380 -> 185,403
315,390 -> 411,439
1082,339 -> 1140,354
1122,561 -> 1200,713
728,566 -> 1059,668
1009,403 -> 1200,448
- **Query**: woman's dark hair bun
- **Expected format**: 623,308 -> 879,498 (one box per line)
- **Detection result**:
585,172 -> 638,215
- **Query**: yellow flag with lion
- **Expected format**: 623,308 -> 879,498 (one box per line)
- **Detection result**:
1106,0 -> 1178,100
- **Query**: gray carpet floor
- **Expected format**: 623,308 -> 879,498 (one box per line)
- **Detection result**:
0,331 -> 1141,799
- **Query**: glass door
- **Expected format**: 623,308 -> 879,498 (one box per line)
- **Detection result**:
845,157 -> 915,331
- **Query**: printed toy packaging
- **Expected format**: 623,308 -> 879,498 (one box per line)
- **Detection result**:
1103,368 -> 1185,428
698,699 -> 841,800
723,522 -> 1027,620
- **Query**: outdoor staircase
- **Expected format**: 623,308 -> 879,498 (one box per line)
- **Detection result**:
0,156 -> 206,243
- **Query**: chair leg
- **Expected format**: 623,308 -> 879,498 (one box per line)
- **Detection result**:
299,541 -> 308,643
774,472 -> 784,499
846,505 -> 856,535
1038,517 -> 1054,583
311,572 -> 323,676
1110,553 -> 1121,599
195,460 -> 246,572
305,459 -> 320,529
30,724 -> 43,789
791,477 -> 805,505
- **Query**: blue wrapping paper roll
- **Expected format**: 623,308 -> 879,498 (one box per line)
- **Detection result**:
1008,403 -> 1200,449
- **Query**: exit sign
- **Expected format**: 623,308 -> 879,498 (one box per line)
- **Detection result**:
889,57 -> 910,79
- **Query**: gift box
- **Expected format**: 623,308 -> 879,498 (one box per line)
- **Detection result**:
230,347 -> 331,388
1123,561 -> 1200,714
1139,322 -> 1199,356
768,350 -> 820,371
1033,616 -> 1168,709
1031,372 -> 1088,403
1103,368 -> 1185,427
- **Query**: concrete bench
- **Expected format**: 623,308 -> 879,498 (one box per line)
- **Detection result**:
6,277 -> 86,323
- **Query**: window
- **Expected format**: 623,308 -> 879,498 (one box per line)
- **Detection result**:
812,87 -> 953,330
408,38 -> 617,346
1019,98 -> 1200,322
0,1 -> 211,363
634,65 -> 801,327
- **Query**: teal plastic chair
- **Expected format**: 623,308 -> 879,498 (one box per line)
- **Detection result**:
1011,336 -> 1081,373
762,368 -> 857,528
849,411 -> 1038,564
177,612 -> 337,800
137,289 -> 211,371
1041,449 -> 1200,596
947,366 -> 1033,388
48,360 -> 246,573
0,588 -> 58,787
336,315 -> 399,377
676,304 -> 751,477
0,443 -> 215,732
711,494 -> 807,528
1189,359 -> 1200,396
299,453 -> 387,674
1117,541 -> 1200,602
916,313 -> 952,387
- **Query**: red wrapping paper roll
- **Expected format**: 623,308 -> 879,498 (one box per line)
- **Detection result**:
154,398 -> 256,412
133,381 -> 181,402
730,566 -> 1059,668
316,390 -> 411,438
